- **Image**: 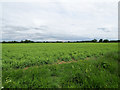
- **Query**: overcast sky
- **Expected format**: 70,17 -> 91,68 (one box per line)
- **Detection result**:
0,0 -> 118,41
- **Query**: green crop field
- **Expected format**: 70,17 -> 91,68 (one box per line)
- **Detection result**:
2,43 -> 119,88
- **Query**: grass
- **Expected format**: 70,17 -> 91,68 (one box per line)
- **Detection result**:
2,43 -> 118,70
2,51 -> 119,88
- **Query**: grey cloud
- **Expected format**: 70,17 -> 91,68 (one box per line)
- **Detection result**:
2,1 -> 117,41
3,25 -> 49,31
97,28 -> 110,32
31,25 -> 48,30
2,25 -> 48,41
29,33 -> 90,41
51,34 -> 90,40
3,25 -> 30,31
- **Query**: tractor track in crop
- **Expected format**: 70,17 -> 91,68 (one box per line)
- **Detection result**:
23,57 -> 93,70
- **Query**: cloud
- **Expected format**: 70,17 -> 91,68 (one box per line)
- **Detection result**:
0,0 -> 119,3
1,0 -> 118,41
97,28 -> 110,32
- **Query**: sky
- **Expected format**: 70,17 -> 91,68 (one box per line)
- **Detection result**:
0,0 -> 119,41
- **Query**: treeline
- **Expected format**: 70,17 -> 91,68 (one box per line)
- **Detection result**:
1,39 -> 120,43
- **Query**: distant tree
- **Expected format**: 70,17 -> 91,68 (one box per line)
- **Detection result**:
99,39 -> 103,42
24,40 -> 29,43
103,39 -> 109,42
92,39 -> 97,42
56,41 -> 62,43
109,40 -> 118,42
2,41 -> 6,43
21,40 -> 24,43
21,40 -> 34,43
13,41 -> 18,43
